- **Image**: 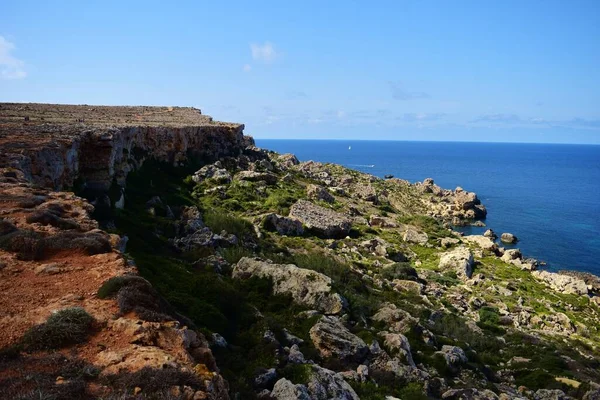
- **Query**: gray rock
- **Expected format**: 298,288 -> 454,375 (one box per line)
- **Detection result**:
439,246 -> 474,280
369,215 -> 398,228
235,170 -> 278,184
254,368 -> 277,388
309,316 -> 369,363
288,344 -> 306,364
435,345 -> 467,368
289,200 -> 352,238
307,184 -> 335,203
192,164 -> 232,184
484,229 -> 497,239
233,258 -> 346,314
463,235 -> 499,252
379,331 -> 415,367
263,213 -> 304,236
307,364 -> 360,400
533,389 -> 571,400
271,378 -> 311,400
532,270 -> 588,295
500,232 -> 518,244
402,228 -> 428,245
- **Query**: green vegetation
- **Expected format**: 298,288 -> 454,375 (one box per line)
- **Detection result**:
21,307 -> 95,350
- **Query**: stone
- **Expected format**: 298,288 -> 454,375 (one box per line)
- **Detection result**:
309,316 -> 369,363
379,332 -> 415,367
289,200 -> 352,238
192,164 -> 232,184
34,262 -> 63,275
369,215 -> 398,228
372,303 -> 418,334
263,213 -> 304,236
235,170 -> 278,184
463,235 -> 499,252
354,184 -> 378,203
484,229 -> 497,239
254,368 -> 277,388
233,257 -> 346,314
533,389 -> 570,400
532,270 -> 588,295
500,232 -> 518,244
402,228 -> 428,245
392,279 -> 424,295
440,237 -> 460,248
435,345 -> 467,368
275,153 -> 300,170
271,378 -> 311,400
439,246 -> 474,280
307,184 -> 335,203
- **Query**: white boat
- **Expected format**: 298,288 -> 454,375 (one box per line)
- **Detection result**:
348,146 -> 351,150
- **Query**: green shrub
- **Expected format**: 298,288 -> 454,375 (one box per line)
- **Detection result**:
221,246 -> 255,264
97,275 -> 145,299
102,366 -> 202,396
279,363 -> 313,385
21,307 -> 95,350
380,262 -> 418,281
204,211 -> 254,238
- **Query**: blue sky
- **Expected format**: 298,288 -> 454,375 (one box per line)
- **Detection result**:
1,1 -> 599,143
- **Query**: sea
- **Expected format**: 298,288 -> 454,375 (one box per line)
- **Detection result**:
255,139 -> 600,276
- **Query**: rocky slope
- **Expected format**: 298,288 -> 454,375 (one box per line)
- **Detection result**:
1,103 -> 600,400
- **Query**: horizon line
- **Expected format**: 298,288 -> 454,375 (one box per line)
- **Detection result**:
253,138 -> 600,146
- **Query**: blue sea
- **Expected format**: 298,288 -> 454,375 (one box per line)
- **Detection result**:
256,140 -> 600,276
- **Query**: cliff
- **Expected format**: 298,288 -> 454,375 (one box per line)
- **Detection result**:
1,103 -> 600,400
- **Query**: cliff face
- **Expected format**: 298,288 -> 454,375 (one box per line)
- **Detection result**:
0,103 -> 249,399
0,103 -> 249,190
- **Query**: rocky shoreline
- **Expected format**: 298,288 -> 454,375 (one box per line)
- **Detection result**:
1,103 -> 600,399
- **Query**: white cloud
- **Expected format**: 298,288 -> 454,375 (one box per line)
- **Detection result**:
243,64 -> 252,72
0,36 -> 26,79
250,42 -> 278,63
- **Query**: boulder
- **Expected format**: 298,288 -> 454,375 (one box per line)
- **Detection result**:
435,345 -> 467,368
275,153 -> 300,170
483,229 -> 497,240
235,170 -> 278,184
192,164 -> 232,184
307,184 -> 335,204
439,246 -> 474,280
306,364 -> 360,400
500,232 -> 518,244
532,270 -> 588,296
369,215 -> 398,228
392,279 -> 424,295
289,200 -> 352,238
463,235 -> 499,252
263,213 -> 304,236
372,303 -> 418,334
309,316 -> 369,363
271,379 -> 311,400
402,228 -> 428,245
354,184 -> 378,203
233,257 -> 346,314
379,332 -> 415,367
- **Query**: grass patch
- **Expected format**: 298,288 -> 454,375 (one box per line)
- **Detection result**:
21,307 -> 95,350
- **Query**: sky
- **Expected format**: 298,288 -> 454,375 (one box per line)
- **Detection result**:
1,1 -> 599,144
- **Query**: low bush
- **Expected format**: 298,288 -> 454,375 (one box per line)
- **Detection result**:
0,229 -> 111,260
26,210 -> 80,230
221,246 -> 254,264
0,219 -> 17,236
102,366 -> 203,396
97,275 -> 146,299
21,307 -> 95,350
204,211 -> 254,238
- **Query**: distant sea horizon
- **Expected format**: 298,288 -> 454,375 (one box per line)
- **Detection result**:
256,139 -> 600,276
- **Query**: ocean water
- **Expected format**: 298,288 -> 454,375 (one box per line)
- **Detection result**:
256,139 -> 600,275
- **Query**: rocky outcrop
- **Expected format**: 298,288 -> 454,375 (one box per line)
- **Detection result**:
271,364 -> 359,400
233,257 -> 346,314
418,179 -> 487,223
532,270 -> 588,295
463,235 -> 499,252
309,316 -> 369,363
439,246 -> 474,280
307,184 -> 335,204
289,200 -> 352,238
262,213 -> 304,236
0,103 -> 247,191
